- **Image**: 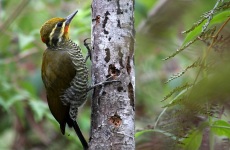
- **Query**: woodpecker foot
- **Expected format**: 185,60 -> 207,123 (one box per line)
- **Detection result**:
74,79 -> 120,101
84,38 -> 91,63
87,76 -> 121,93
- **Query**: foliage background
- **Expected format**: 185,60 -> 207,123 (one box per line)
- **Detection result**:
0,0 -> 229,149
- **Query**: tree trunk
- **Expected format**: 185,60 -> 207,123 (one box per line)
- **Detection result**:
89,0 -> 135,149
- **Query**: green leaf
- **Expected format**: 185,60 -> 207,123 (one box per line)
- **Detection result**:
18,33 -> 34,51
29,100 -> 49,121
20,81 -> 36,97
183,10 -> 230,45
135,129 -> 176,140
182,129 -> 202,150
135,129 -> 152,138
211,120 -> 230,138
6,94 -> 26,109
0,97 -> 7,111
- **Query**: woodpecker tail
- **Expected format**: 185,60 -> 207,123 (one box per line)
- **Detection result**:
73,121 -> 88,150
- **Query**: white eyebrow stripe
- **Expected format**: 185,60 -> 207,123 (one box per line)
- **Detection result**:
49,24 -> 57,45
58,21 -> 66,42
49,21 -> 66,45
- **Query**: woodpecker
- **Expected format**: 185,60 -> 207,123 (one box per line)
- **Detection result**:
40,10 -> 88,149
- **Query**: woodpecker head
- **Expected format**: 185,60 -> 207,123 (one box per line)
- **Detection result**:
40,10 -> 78,47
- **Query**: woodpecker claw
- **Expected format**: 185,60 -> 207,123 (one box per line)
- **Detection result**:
87,80 -> 121,92
84,38 -> 92,62
84,38 -> 91,43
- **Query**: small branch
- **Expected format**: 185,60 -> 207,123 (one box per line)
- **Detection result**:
1,48 -> 38,64
0,0 -> 30,37
188,17 -> 230,98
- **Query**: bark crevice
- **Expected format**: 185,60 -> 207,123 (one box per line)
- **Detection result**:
89,0 -> 135,149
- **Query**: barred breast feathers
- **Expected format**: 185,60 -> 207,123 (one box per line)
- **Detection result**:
60,40 -> 88,121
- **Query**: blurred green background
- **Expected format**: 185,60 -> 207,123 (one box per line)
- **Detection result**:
0,0 -> 226,149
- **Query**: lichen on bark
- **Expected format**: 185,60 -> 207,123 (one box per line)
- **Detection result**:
89,0 -> 135,149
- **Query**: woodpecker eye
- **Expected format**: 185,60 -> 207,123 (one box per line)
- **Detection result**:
57,22 -> 63,27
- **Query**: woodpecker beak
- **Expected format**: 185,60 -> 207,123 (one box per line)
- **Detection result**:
65,10 -> 78,25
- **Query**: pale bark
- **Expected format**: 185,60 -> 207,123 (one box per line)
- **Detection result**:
89,0 -> 135,149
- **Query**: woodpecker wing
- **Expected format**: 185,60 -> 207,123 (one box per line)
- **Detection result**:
41,49 -> 76,130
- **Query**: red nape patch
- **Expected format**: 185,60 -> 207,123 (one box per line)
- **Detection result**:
41,37 -> 46,43
64,25 -> 69,33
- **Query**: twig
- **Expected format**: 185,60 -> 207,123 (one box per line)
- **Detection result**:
188,16 -> 230,98
1,48 -> 38,64
0,0 -> 30,37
